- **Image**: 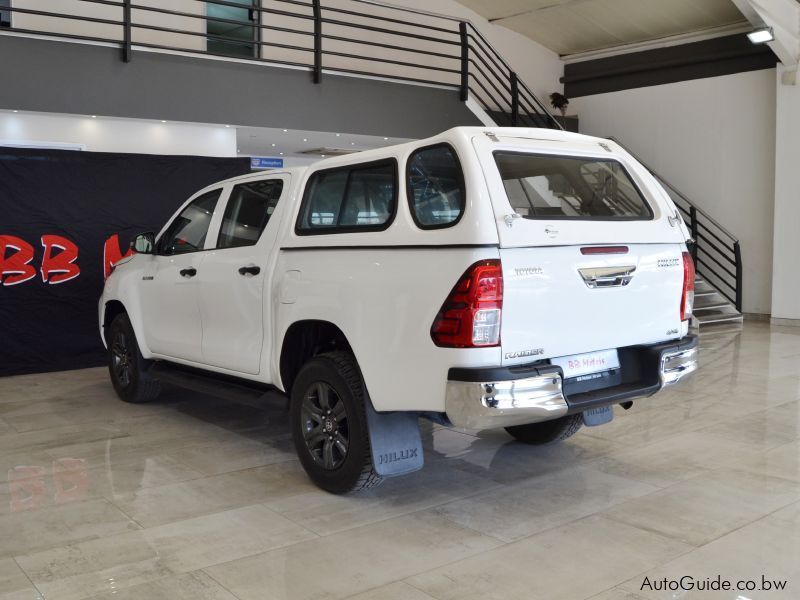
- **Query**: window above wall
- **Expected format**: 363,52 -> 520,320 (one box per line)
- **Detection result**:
0,0 -> 11,28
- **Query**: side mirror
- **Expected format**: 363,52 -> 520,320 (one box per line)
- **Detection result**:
131,232 -> 155,254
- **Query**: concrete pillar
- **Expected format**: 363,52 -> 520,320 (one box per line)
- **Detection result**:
770,63 -> 800,324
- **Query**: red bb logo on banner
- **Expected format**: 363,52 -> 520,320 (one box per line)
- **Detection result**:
0,235 -> 36,285
40,235 -> 80,284
0,234 -> 81,286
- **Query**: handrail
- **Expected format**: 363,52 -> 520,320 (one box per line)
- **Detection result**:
0,0 -> 561,131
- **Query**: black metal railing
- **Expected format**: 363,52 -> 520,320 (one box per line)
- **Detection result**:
0,0 -> 560,129
609,138 -> 742,312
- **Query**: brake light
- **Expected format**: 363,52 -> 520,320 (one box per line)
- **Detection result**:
431,259 -> 503,347
580,246 -> 629,255
681,251 -> 695,321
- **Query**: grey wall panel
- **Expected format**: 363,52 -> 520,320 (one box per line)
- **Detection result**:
0,35 -> 480,138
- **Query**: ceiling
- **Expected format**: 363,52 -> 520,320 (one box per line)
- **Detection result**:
236,127 -> 412,162
457,0 -> 749,56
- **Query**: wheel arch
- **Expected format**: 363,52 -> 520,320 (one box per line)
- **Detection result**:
102,298 -> 152,357
102,300 -> 128,345
279,320 -> 353,395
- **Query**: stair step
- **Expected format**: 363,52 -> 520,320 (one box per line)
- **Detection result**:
695,310 -> 744,325
694,302 -> 731,312
695,290 -> 717,298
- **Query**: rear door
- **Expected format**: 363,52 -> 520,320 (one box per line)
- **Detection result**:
472,134 -> 687,367
198,175 -> 288,374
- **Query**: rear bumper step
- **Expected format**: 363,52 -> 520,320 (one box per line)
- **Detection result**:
445,335 -> 698,429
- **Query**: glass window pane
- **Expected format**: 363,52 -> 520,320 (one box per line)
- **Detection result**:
0,0 -> 9,27
297,162 -> 396,233
207,0 -> 255,58
300,170 -> 348,229
407,145 -> 465,228
494,152 -> 651,220
338,163 -> 394,227
218,179 -> 284,248
158,189 -> 220,255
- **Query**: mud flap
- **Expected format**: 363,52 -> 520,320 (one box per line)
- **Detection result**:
364,398 -> 424,478
582,405 -> 614,426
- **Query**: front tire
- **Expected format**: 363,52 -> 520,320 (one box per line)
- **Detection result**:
505,414 -> 583,445
107,313 -> 161,404
290,351 -> 382,494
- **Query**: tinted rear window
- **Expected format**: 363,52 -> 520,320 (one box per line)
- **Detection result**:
296,160 -> 397,234
494,152 -> 652,220
407,144 -> 465,229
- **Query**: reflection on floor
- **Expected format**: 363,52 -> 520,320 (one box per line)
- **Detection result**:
1,321 -> 799,600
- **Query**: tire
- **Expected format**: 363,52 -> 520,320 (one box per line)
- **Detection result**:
290,351 -> 383,494
107,313 -> 161,404
504,414 -> 584,445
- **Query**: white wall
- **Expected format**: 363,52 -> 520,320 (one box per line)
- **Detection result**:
771,64 -> 800,322
0,112 -> 237,156
405,0 -> 563,100
570,69 -> 777,315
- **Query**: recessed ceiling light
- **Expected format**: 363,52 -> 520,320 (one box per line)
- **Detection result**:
335,133 -> 341,137
303,138 -> 308,142
91,115 -> 97,119
747,27 -> 774,44
12,110 -> 19,113
321,154 -> 326,158
271,143 -> 276,147
161,120 -> 167,123
225,125 -> 231,128
351,142 -> 356,145
282,129 -> 288,132
279,152 -> 284,155
383,137 -> 388,140
237,149 -> 241,153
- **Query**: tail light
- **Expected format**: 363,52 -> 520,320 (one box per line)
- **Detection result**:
681,251 -> 695,321
431,259 -> 503,348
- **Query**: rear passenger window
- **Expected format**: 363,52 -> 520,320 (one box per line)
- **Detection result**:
296,160 -> 397,233
407,144 -> 465,229
218,179 -> 284,248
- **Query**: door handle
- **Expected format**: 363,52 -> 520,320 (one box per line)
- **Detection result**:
179,267 -> 197,278
238,265 -> 261,276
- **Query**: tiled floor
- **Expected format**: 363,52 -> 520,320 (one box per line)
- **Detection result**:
1,321 -> 799,600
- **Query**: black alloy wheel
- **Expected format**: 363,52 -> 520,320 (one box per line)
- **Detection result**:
111,329 -> 134,389
107,313 -> 161,404
290,351 -> 382,493
301,381 -> 350,470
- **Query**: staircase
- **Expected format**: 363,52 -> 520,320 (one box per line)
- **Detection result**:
694,276 -> 743,327
605,139 -> 743,329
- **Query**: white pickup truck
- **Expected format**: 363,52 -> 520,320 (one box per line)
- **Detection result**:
100,127 -> 698,493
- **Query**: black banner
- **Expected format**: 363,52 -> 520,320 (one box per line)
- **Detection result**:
0,147 -> 250,376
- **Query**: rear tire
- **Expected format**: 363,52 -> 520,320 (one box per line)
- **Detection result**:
505,414 -> 583,445
107,313 -> 161,404
290,351 -> 382,494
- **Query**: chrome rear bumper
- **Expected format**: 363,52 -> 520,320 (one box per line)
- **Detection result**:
445,372 -> 568,430
445,335 -> 698,429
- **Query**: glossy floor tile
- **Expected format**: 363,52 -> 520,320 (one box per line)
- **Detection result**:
0,321 -> 799,599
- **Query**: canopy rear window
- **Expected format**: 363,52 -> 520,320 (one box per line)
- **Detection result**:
494,152 -> 652,221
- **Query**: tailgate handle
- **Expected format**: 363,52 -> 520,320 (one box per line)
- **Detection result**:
578,266 -> 636,288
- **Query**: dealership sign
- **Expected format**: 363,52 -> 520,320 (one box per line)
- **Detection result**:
250,156 -> 284,170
